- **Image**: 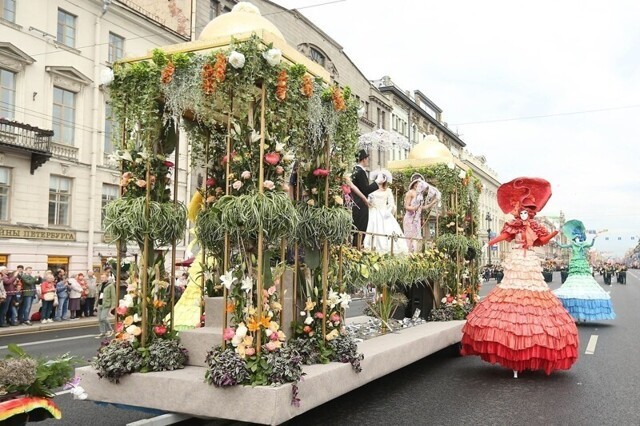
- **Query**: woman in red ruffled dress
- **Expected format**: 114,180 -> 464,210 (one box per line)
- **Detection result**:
461,177 -> 579,377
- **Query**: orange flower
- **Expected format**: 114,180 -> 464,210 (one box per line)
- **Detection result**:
214,52 -> 227,83
202,63 -> 216,95
225,302 -> 235,313
276,69 -> 288,101
332,86 -> 346,111
161,62 -> 175,84
247,316 -> 260,332
152,299 -> 166,309
259,314 -> 271,328
301,74 -> 313,98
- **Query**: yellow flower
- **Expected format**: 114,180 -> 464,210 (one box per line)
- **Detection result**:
304,297 -> 316,311
325,329 -> 339,341
123,315 -> 134,326
268,321 -> 279,332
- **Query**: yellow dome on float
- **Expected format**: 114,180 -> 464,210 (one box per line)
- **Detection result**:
387,134 -> 455,170
199,2 -> 285,41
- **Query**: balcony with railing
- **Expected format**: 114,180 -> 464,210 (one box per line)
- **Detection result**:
0,118 -> 54,174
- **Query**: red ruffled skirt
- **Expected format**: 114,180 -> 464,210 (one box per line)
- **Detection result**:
461,248 -> 579,374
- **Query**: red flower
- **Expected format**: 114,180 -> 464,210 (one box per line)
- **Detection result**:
341,184 -> 351,195
313,168 -> 329,177
153,324 -> 167,336
303,325 -> 312,334
163,160 -> 174,168
206,178 -> 216,187
264,152 -> 281,166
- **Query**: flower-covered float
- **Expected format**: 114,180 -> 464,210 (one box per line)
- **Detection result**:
76,3 -> 474,424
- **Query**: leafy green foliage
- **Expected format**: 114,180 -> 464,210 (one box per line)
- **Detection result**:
1,344 -> 76,397
93,340 -> 144,383
145,339 -> 188,372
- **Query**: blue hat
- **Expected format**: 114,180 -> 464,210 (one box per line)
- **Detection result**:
562,219 -> 586,241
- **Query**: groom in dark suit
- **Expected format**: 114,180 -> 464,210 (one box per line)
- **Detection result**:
352,149 -> 385,247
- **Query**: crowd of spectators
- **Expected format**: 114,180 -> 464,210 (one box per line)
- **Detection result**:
0,265 -> 113,326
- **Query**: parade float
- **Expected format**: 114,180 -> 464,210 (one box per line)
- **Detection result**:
75,4 -> 478,424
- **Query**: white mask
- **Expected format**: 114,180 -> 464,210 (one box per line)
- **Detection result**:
519,210 -> 529,220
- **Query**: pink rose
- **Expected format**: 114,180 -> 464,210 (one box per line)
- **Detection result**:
313,168 -> 329,177
264,152 -> 280,166
269,332 -> 279,341
265,341 -> 278,352
314,312 -> 325,319
263,180 -> 275,190
241,170 -> 251,179
330,312 -> 340,322
245,347 -> 256,356
232,180 -> 243,190
223,327 -> 235,341
116,305 -> 128,315
275,166 -> 284,175
341,184 -> 351,194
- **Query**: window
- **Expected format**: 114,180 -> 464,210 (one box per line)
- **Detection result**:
101,184 -> 118,225
0,68 -> 15,119
49,176 -> 71,226
104,103 -> 114,154
57,9 -> 76,48
52,87 -> 75,145
364,101 -> 369,119
309,47 -> 325,67
391,114 -> 396,130
0,167 -> 9,221
209,0 -> 220,19
108,32 -> 124,63
1,0 -> 15,22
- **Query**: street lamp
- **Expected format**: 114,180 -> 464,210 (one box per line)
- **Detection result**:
485,212 -> 492,265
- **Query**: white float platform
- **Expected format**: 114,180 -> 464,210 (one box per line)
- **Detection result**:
76,320 -> 464,425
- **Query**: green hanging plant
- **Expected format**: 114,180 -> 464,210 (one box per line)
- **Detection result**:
294,205 -> 353,249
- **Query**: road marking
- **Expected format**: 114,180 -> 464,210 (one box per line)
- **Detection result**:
585,334 -> 598,355
0,334 -> 95,350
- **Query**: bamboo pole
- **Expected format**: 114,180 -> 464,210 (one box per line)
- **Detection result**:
256,83 -> 266,354
279,239 -> 286,327
321,138 -> 330,340
141,158 -> 152,347
115,106 -> 127,329
169,120 -> 180,334
292,162 -> 300,328
222,109 -> 233,347
201,135 -> 209,321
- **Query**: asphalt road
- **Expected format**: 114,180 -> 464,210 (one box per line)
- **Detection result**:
2,275 -> 638,425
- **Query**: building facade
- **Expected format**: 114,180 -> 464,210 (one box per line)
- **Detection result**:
459,149 -> 505,264
0,0 -> 190,273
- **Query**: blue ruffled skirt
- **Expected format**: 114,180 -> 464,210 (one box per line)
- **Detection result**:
553,274 -> 616,321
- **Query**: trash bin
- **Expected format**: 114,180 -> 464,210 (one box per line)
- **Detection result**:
560,271 -> 569,284
543,271 -> 553,283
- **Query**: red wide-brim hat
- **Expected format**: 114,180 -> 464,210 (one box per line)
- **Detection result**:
497,177 -> 552,214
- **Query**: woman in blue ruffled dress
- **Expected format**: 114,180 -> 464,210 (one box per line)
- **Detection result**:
553,220 -> 615,321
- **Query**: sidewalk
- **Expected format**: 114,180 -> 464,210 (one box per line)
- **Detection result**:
0,316 -> 99,337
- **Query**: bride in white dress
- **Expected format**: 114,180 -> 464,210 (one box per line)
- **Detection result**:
362,170 -> 408,254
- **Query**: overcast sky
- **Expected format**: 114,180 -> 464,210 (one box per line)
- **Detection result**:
271,0 -> 640,257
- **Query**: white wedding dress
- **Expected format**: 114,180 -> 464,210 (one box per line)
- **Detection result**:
362,188 -> 408,254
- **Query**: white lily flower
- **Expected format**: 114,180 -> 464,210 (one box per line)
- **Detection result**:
133,313 -> 141,323
241,276 -> 253,292
275,141 -> 285,152
220,270 -> 236,290
304,316 -> 314,325
120,151 -> 133,162
235,323 -> 248,339
339,292 -> 352,309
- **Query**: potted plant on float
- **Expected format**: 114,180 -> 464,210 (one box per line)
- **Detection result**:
0,344 -> 78,425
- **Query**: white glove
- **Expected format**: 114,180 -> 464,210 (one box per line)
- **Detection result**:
375,174 -> 386,185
